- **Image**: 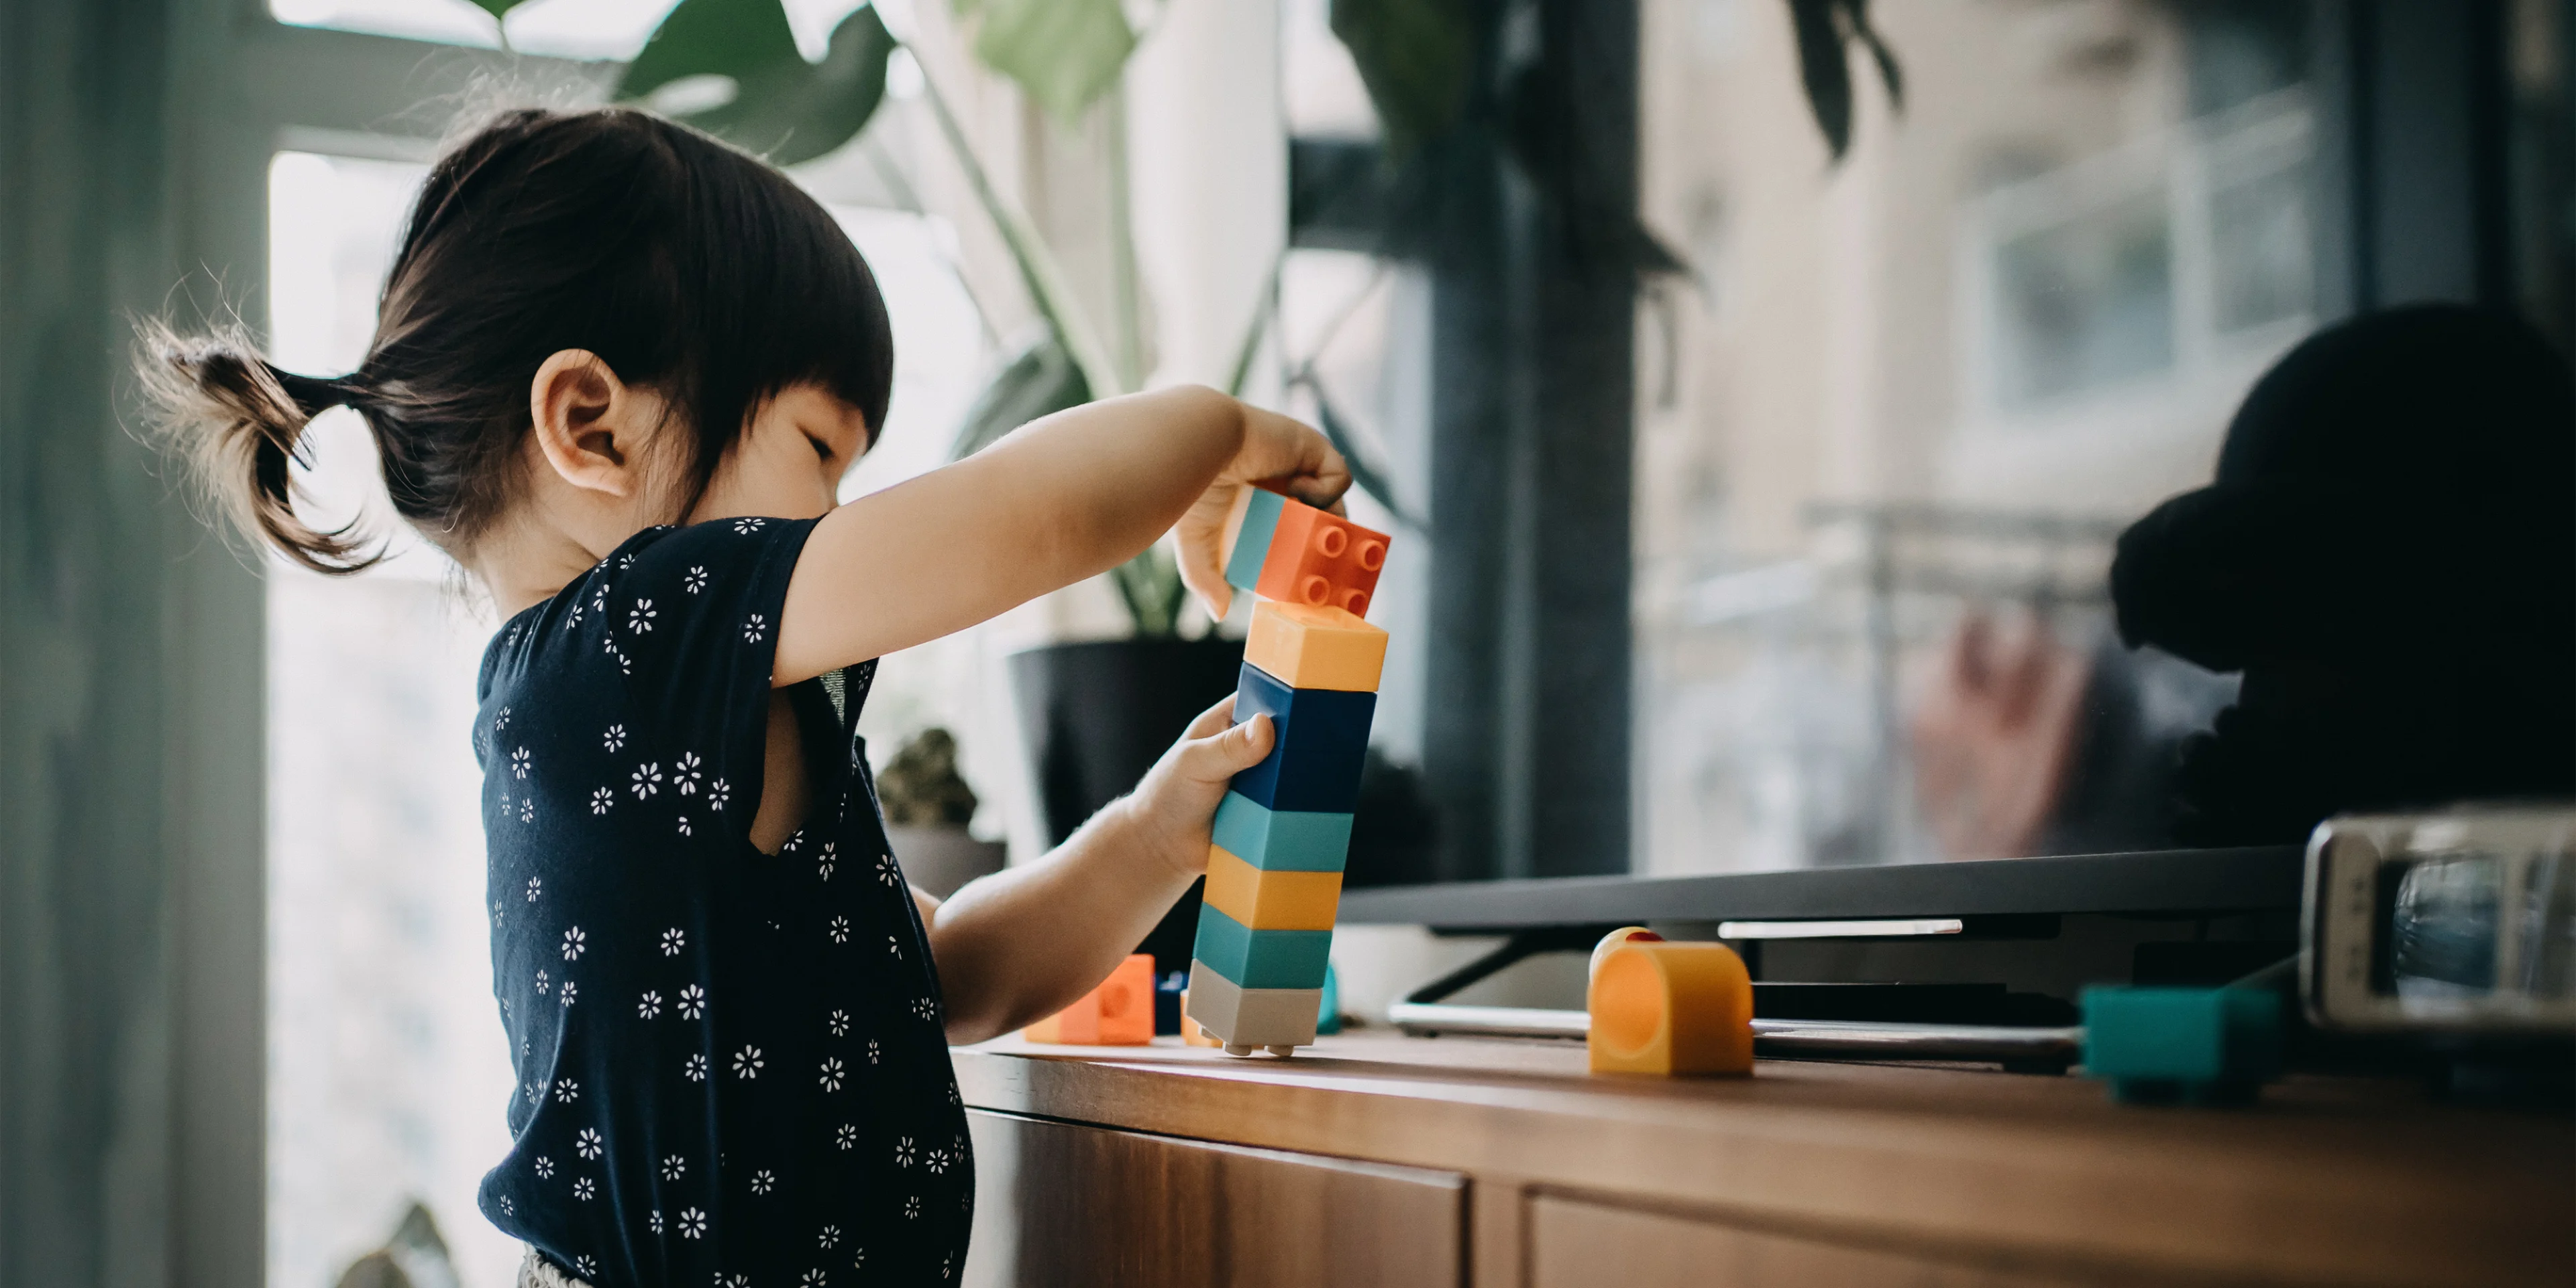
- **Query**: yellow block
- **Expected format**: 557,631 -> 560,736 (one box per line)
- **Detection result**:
1587,938 -> 1754,1077
1202,844 -> 1343,930
1245,601 -> 1388,693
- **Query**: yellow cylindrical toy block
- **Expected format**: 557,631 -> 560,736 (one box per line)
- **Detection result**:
1587,937 -> 1754,1076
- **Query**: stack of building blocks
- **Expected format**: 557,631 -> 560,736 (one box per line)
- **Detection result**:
1586,927 -> 1756,1077
1024,953 -> 1155,1046
1187,490 -> 1390,1057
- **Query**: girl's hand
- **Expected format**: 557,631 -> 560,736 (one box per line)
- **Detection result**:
1125,694 -> 1277,879
1175,401 -> 1350,621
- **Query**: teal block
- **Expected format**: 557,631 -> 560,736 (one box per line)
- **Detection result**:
1212,792 -> 1352,872
1193,906 -> 1333,990
2082,987 -> 2284,1106
1225,489 -> 1286,592
1317,961 -> 1342,1035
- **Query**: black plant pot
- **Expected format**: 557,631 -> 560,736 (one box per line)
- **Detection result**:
1012,636 -> 1246,987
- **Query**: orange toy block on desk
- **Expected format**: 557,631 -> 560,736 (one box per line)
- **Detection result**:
1254,500 -> 1390,618
1178,991 -> 1224,1046
1587,934 -> 1754,1077
1025,953 -> 1156,1045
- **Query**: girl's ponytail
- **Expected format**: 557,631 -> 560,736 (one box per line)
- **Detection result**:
135,320 -> 384,575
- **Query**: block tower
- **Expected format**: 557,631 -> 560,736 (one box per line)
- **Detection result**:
1187,488 -> 1391,1056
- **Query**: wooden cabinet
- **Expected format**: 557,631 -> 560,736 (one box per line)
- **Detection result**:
1526,1196 -> 2082,1288
963,1109 -> 1464,1287
955,1035 -> 2573,1287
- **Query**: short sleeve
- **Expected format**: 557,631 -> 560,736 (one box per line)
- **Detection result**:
602,517 -> 819,818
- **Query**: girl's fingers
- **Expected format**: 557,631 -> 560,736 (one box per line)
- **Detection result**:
1175,496 -> 1236,621
1181,692 -> 1238,741
1175,712 -> 1271,784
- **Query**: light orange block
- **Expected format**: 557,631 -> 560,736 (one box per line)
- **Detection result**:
1245,601 -> 1389,693
1025,953 -> 1156,1045
1587,937 -> 1754,1077
1201,845 -> 1343,930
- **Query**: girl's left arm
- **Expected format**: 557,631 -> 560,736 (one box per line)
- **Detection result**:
918,696 -> 1273,1044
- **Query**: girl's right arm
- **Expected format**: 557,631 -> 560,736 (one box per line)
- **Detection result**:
771,385 -> 1347,686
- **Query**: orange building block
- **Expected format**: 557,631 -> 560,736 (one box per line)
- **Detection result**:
1025,953 -> 1156,1045
1245,601 -> 1389,693
1254,502 -> 1389,618
1587,935 -> 1754,1077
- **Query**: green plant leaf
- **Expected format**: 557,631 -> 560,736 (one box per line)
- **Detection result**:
1302,376 -> 1421,531
1329,0 -> 1478,159
463,0 -> 531,18
1107,543 -> 1185,637
949,329 -> 1090,462
619,1 -> 896,168
1788,0 -> 1902,162
914,62 -> 1124,397
966,0 -> 1137,124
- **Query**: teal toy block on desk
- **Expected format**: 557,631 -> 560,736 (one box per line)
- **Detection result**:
2082,986 -> 2284,1106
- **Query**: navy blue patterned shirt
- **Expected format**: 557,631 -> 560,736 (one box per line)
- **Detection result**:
472,518 -> 973,1286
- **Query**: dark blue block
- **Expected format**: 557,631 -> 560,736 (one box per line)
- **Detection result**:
1229,662 -> 1375,814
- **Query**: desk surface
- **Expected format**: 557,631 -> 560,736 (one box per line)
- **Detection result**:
957,1031 -> 2572,1287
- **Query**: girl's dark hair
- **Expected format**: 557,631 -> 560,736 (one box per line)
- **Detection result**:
140,105 -> 894,574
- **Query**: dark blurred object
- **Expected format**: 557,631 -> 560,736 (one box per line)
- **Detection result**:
885,826 -> 1004,900
2111,305 -> 2576,844
877,727 -> 979,826
1344,749 -> 1442,887
1014,638 -> 1245,991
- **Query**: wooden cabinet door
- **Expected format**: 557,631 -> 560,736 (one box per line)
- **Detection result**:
1527,1195 -> 2086,1288
964,1109 -> 1464,1288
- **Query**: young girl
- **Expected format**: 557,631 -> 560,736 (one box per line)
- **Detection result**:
142,106 -> 1348,1287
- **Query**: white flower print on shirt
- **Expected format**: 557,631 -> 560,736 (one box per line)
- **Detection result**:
719,1275 -> 749,1288
649,1210 -> 664,1235
630,763 -> 662,798
661,928 -> 686,956
576,1128 -> 604,1159
639,989 -> 663,1018
853,1248 -> 866,1270
557,981 -> 578,1009
618,552 -> 636,571
492,706 -> 512,734
927,1148 -> 949,1175
826,1010 -> 849,1038
491,898 -> 504,928
743,614 -> 768,643
835,1124 -> 857,1150
888,934 -> 903,958
602,724 -> 627,753
533,1156 -> 555,1179
818,1224 -> 842,1249
590,787 -> 614,815
561,927 -> 586,960
733,518 -> 767,534
676,815 -> 694,837
818,1058 -> 845,1092
627,598 -> 656,634
661,1155 -> 686,1181
678,1207 -> 706,1238
684,1053 -> 708,1082
751,1169 -> 775,1195
910,997 -> 937,1022
533,970 -> 549,995
498,1195 -> 514,1217
867,1039 -> 881,1065
800,1271 -> 827,1287
519,798 -> 535,824
877,853 -> 900,885
575,1254 -> 598,1277
894,1138 -> 918,1169
733,1045 -> 764,1079
573,1177 -> 596,1201
678,985 -> 706,1018
828,916 -> 850,944
509,747 -> 531,780
904,1195 -> 921,1220
526,876 -> 542,902
554,1077 -> 578,1102
674,752 -> 704,796
707,778 -> 731,812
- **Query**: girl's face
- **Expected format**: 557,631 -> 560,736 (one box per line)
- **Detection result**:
685,382 -> 872,525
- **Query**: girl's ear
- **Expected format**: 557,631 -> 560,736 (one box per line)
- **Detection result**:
529,350 -> 654,496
